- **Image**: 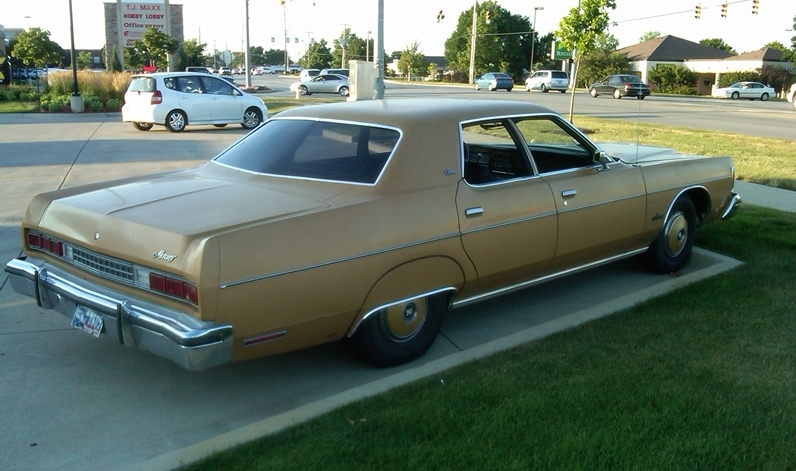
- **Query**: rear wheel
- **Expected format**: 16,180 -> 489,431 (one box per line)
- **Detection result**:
474,83 -> 480,91
339,86 -> 349,96
241,107 -> 263,129
488,83 -> 495,91
351,294 -> 446,367
761,93 -> 769,101
132,122 -> 153,131
540,83 -> 548,93
165,110 -> 186,132
639,196 -> 697,274
506,87 -> 512,92
638,95 -> 645,100
590,88 -> 598,98
560,89 -> 566,93
613,89 -> 622,99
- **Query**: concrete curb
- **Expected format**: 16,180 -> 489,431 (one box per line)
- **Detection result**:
124,247 -> 743,471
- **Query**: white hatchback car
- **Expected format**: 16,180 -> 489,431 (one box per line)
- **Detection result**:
122,72 -> 267,132
525,70 -> 569,93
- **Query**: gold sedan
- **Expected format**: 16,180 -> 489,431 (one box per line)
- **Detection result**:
4,99 -> 740,370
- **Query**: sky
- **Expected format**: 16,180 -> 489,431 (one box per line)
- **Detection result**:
3,0 -> 794,60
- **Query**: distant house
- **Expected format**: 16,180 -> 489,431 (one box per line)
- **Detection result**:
618,35 -> 795,94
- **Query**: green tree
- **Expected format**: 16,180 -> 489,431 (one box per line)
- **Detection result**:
133,26 -> 179,69
639,31 -> 661,42
123,47 -> 145,70
699,38 -> 736,54
757,64 -> 792,92
331,28 -> 366,68
262,48 -> 287,66
299,39 -> 332,69
718,71 -> 759,87
10,27 -> 62,69
578,33 -> 629,87
443,1 -> 533,82
647,63 -> 697,93
397,41 -> 426,80
181,39 -> 206,67
77,51 -> 93,69
556,0 -> 617,120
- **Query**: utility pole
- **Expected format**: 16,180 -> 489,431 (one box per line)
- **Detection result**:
244,0 -> 251,87
339,24 -> 348,69
374,0 -> 384,98
469,0 -> 477,84
529,7 -> 543,74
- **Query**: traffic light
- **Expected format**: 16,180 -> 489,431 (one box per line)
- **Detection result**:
436,10 -> 445,23
721,3 -> 727,17
694,4 -> 701,19
752,0 -> 759,14
485,10 -> 491,23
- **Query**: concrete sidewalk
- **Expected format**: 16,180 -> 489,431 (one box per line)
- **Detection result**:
734,180 -> 796,213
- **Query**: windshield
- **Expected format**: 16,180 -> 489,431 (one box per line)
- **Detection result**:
214,119 -> 401,185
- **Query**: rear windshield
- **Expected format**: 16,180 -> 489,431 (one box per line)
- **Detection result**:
551,71 -> 568,79
214,119 -> 401,185
128,77 -> 156,92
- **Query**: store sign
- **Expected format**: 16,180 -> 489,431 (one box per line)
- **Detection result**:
551,41 -> 573,60
119,0 -> 168,47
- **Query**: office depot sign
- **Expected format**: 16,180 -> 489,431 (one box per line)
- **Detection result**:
119,1 -> 168,46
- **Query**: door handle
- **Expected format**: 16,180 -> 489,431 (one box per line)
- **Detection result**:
561,189 -> 577,198
465,207 -> 484,217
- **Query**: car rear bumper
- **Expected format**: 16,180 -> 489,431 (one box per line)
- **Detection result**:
4,256 -> 233,371
721,192 -> 741,220
121,105 -> 164,124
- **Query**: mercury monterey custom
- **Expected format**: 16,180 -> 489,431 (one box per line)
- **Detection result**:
5,99 -> 740,370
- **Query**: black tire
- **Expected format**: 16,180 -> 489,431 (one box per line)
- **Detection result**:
761,93 -> 769,101
339,86 -> 349,97
731,91 -> 740,100
639,196 -> 697,274
560,89 -> 566,93
506,87 -> 512,92
213,124 -> 228,128
165,110 -> 187,132
638,95 -> 645,100
241,107 -> 263,129
132,122 -> 153,131
351,294 -> 445,367
613,89 -> 622,99
540,84 -> 548,93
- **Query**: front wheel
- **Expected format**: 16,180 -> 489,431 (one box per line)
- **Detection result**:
165,110 -> 187,132
350,294 -> 445,367
132,122 -> 153,131
339,86 -> 349,97
639,196 -> 697,274
299,85 -> 308,96
474,83 -> 480,91
613,89 -> 622,99
540,84 -> 548,93
731,91 -> 740,100
241,107 -> 263,129
760,93 -> 769,101
590,88 -> 598,98
488,84 -> 495,91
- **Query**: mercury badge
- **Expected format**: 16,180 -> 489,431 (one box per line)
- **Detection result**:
153,250 -> 177,263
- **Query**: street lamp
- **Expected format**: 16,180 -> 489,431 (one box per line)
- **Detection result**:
68,0 -> 83,112
529,6 -> 543,75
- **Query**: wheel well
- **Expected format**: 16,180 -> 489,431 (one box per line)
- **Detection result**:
680,187 -> 711,223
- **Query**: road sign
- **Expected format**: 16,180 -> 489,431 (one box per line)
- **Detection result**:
552,42 -> 573,60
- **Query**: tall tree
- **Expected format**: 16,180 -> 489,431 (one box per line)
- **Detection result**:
331,28 -> 365,68
578,32 -> 629,87
133,26 -> 179,69
397,41 -> 426,80
699,38 -> 736,54
10,27 -> 62,69
443,0 -> 533,82
77,51 -> 93,69
639,31 -> 661,42
299,39 -> 332,69
181,39 -> 206,67
556,0 -> 617,121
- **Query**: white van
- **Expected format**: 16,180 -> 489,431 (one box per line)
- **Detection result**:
299,69 -> 320,82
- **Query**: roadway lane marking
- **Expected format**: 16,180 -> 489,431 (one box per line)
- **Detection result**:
0,299 -> 35,310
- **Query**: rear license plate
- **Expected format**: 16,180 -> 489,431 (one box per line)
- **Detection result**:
71,305 -> 103,338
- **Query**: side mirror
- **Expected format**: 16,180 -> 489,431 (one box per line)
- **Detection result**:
594,150 -> 611,171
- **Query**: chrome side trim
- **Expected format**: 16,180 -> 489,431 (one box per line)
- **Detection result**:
346,287 -> 458,337
663,185 -> 709,223
451,248 -> 648,309
721,193 -> 741,220
4,256 -> 233,371
555,193 -> 646,213
220,232 -> 461,288
459,211 -> 557,236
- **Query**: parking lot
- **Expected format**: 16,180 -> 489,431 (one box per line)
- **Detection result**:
0,111 -> 744,471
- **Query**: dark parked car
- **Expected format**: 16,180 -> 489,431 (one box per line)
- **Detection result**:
474,72 -> 514,92
589,75 -> 650,100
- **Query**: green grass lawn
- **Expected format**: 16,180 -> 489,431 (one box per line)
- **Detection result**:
0,100 -> 39,113
181,110 -> 796,470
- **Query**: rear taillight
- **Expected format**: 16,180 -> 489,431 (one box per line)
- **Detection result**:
27,232 -> 63,256
149,273 -> 198,304
151,90 -> 163,105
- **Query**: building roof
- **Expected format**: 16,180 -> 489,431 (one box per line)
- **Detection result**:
725,47 -> 783,61
618,35 -> 733,62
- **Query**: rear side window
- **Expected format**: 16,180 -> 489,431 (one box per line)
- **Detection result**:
214,119 -> 401,184
551,71 -> 568,79
128,77 -> 156,92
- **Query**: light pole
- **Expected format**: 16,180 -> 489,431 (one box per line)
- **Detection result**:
529,6 -> 543,74
68,0 -> 83,112
468,0 -> 477,84
366,30 -> 371,62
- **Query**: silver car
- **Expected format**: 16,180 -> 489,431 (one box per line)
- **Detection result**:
525,70 -> 569,93
290,74 -> 350,96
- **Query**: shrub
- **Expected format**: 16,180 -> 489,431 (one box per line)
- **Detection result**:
4,90 -> 18,101
105,98 -> 122,111
46,96 -> 68,112
84,95 -> 104,111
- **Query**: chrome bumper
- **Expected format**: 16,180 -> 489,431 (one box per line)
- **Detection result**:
721,192 -> 741,220
4,256 -> 233,371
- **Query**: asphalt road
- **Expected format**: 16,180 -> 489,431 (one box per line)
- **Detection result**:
0,95 -> 748,471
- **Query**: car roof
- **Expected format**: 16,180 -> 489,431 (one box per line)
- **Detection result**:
276,98 -> 554,129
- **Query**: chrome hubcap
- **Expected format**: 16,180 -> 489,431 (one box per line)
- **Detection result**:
664,211 -> 688,257
379,298 -> 427,343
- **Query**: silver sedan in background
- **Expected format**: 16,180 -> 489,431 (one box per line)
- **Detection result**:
290,74 -> 350,96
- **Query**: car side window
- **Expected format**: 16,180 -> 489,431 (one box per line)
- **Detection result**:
163,77 -> 176,90
200,76 -> 233,95
461,120 -> 533,185
511,116 -> 593,174
177,76 -> 202,94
